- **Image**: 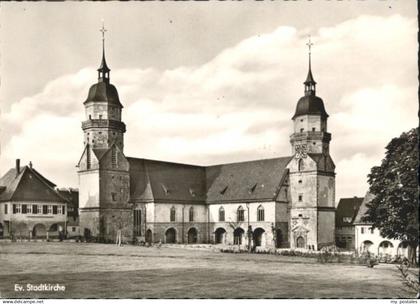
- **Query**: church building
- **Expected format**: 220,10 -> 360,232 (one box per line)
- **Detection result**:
77,31 -> 336,250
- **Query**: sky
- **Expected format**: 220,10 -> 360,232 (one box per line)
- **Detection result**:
0,1 -> 417,201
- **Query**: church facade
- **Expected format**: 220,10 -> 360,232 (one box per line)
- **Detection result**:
77,38 -> 336,250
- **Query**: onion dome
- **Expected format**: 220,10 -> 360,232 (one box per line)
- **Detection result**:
292,37 -> 328,120
84,23 -> 123,108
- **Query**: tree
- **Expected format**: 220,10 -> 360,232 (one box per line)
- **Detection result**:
362,128 -> 419,265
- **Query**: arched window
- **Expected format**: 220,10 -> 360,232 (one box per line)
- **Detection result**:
219,207 -> 225,222
257,205 -> 264,221
237,206 -> 245,222
189,207 -> 194,222
298,159 -> 304,171
170,206 -> 176,222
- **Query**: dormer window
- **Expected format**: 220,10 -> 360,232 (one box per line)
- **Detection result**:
343,217 -> 352,223
161,184 -> 170,196
249,183 -> 257,194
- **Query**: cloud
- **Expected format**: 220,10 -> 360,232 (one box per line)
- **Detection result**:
0,14 -> 417,200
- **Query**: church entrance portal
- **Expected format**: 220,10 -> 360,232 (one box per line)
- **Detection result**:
165,228 -> 176,244
296,236 -> 305,248
187,228 -> 198,244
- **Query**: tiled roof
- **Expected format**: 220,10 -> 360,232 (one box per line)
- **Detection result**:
127,156 -> 292,204
57,188 -> 79,207
128,158 -> 206,203
205,157 -> 291,203
0,166 -> 67,203
335,197 -> 364,226
353,192 -> 375,225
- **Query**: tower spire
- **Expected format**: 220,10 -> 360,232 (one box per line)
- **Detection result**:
98,20 -> 110,83
304,35 -> 316,96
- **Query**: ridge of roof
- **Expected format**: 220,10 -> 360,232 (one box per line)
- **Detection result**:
127,155 -> 293,169
0,166 -> 67,203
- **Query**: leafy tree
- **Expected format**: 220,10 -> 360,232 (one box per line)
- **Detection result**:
362,128 -> 419,265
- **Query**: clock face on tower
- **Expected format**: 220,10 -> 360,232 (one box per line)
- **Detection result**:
295,144 -> 308,159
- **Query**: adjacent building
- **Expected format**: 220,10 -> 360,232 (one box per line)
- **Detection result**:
57,187 -> 80,237
76,35 -> 336,249
0,160 -> 68,239
335,197 -> 363,250
353,192 -> 410,257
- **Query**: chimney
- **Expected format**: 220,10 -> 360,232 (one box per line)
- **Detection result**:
16,159 -> 20,175
29,161 -> 33,169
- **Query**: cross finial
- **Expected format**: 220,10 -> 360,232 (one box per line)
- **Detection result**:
100,19 -> 107,42
306,35 -> 314,55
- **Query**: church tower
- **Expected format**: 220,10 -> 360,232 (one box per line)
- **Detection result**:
287,38 -> 336,250
77,24 -> 132,242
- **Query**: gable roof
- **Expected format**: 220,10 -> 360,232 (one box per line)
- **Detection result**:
335,197 -> 364,226
353,192 -> 375,225
206,157 -> 292,203
127,156 -> 292,204
0,166 -> 67,203
128,158 -> 206,203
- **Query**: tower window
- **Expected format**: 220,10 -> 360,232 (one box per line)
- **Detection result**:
86,147 -> 91,169
298,159 -> 304,171
300,119 -> 303,122
300,128 -> 304,133
312,128 -> 316,131
99,115 -> 102,120
89,115 -> 92,120
298,180 -> 302,184
313,142 -> 316,145
298,194 -> 303,202
111,192 -> 117,201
